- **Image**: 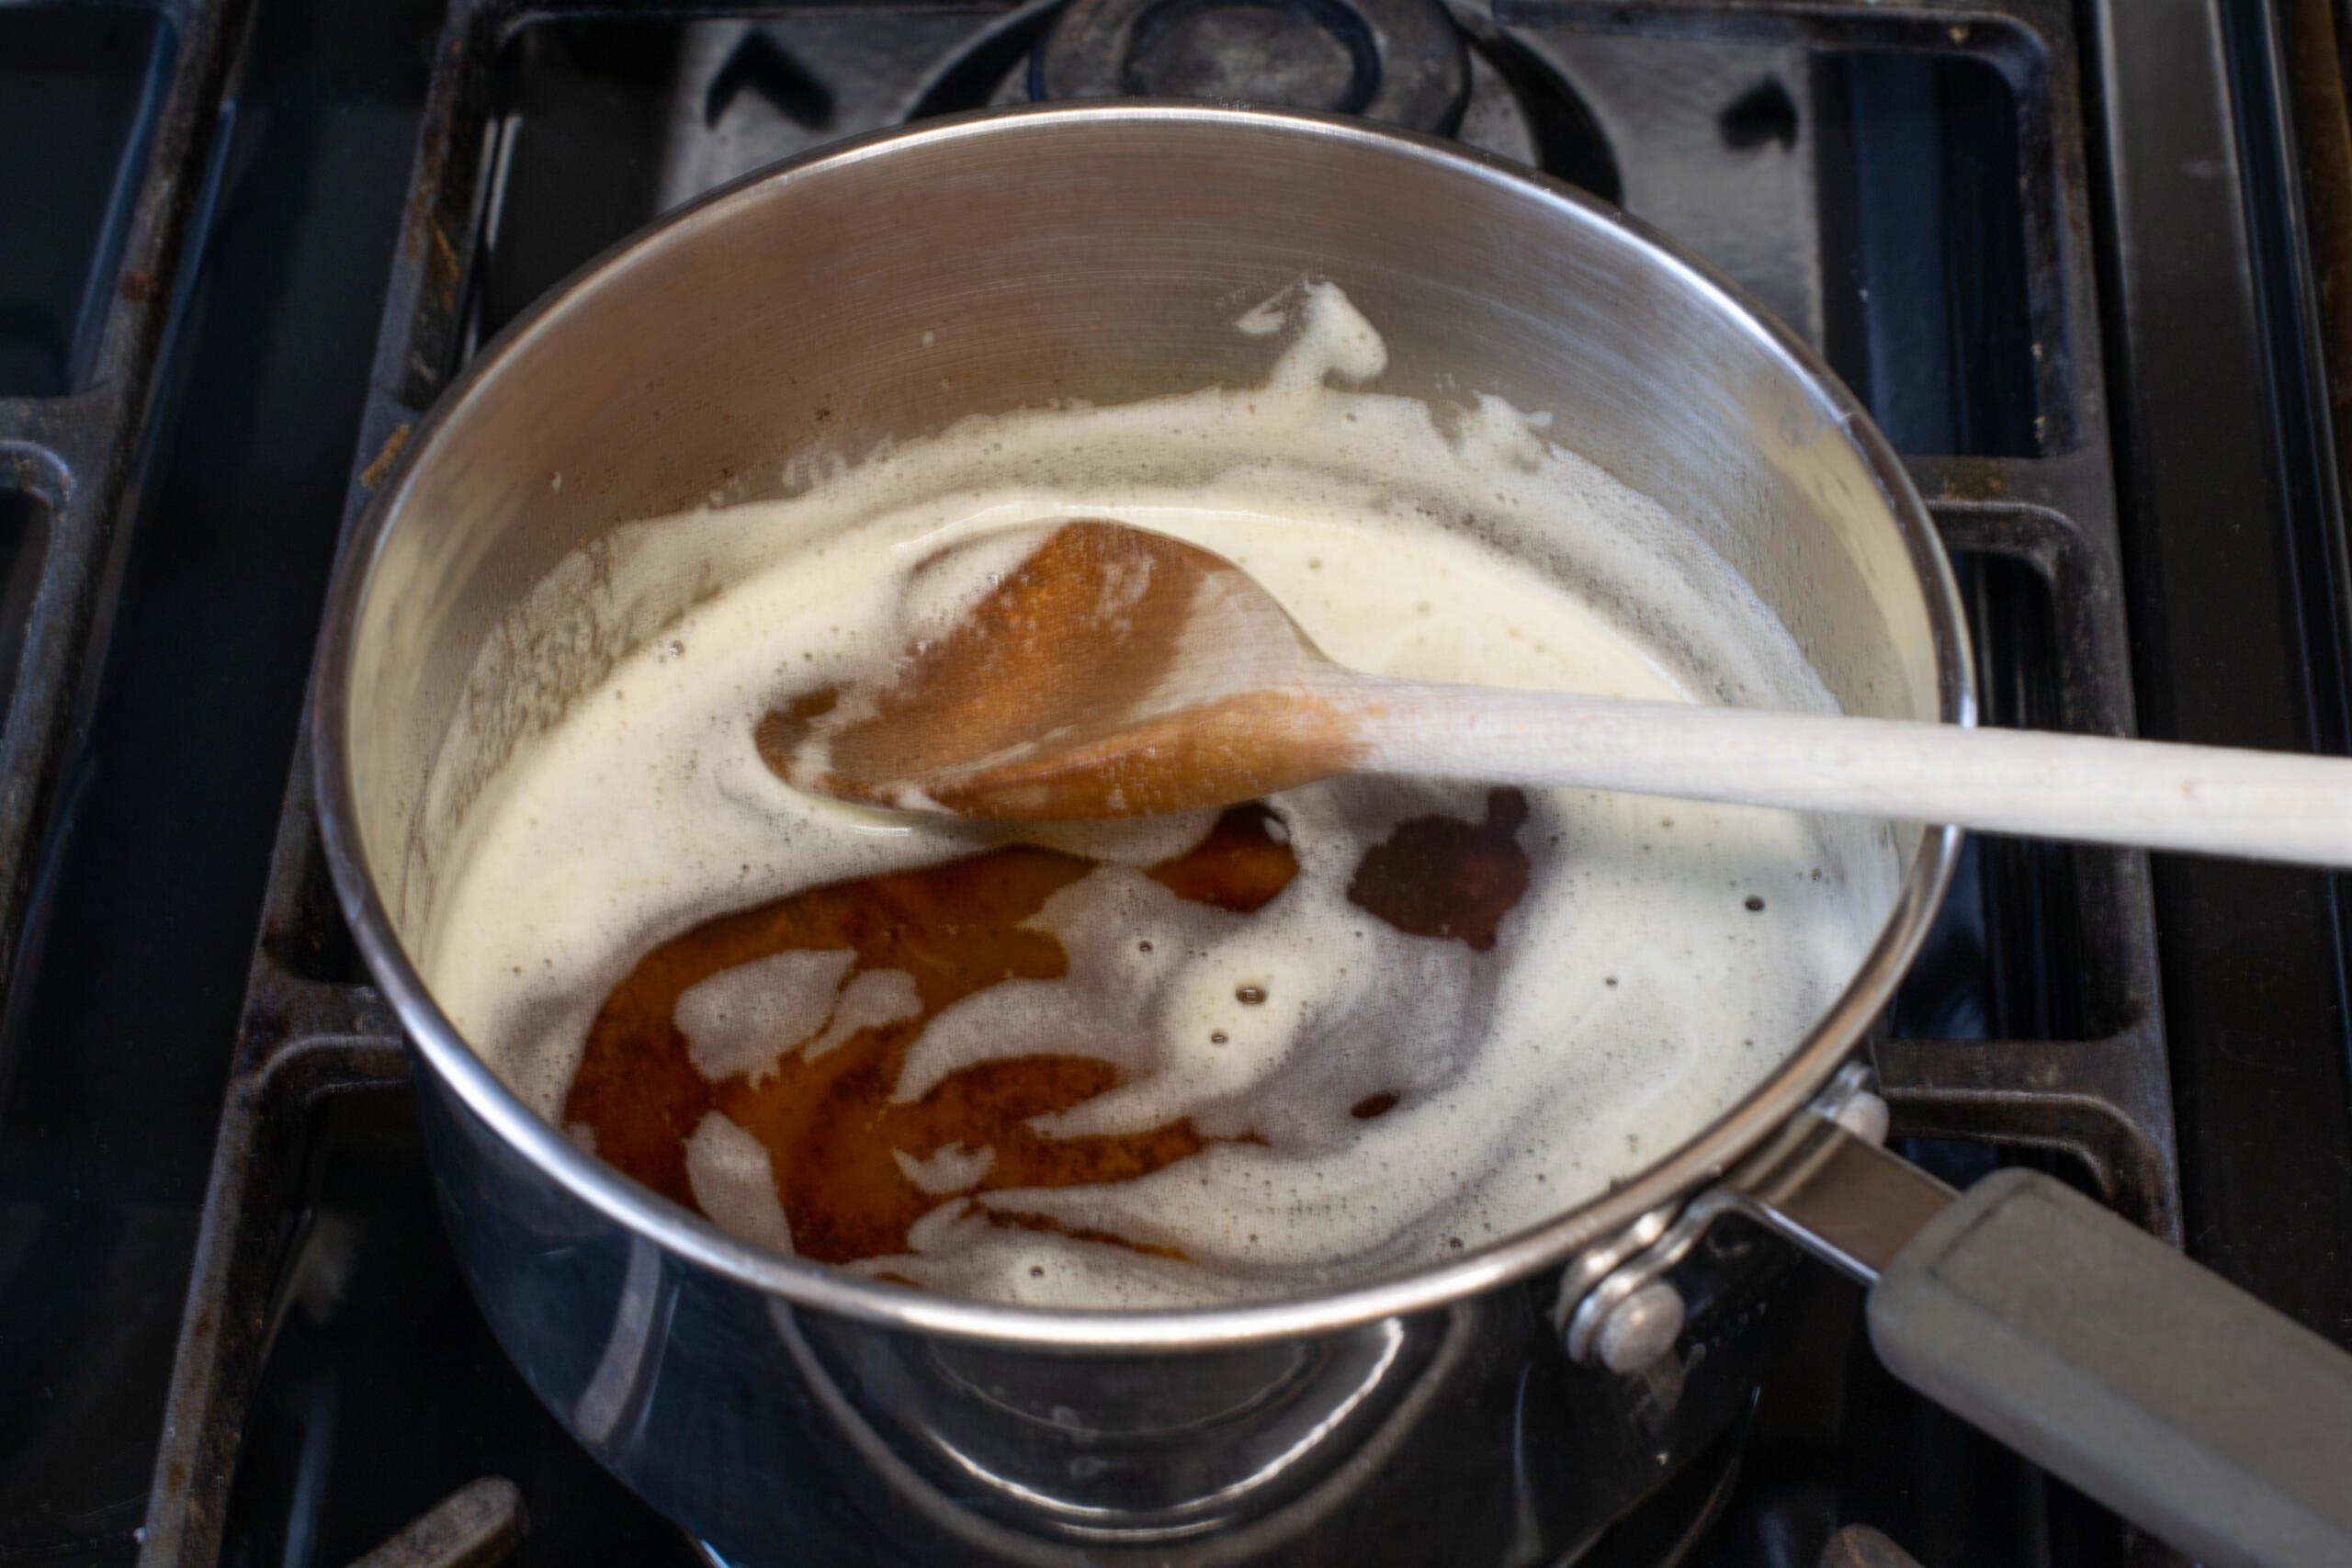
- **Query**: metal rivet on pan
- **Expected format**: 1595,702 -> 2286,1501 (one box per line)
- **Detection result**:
1593,1281 -> 1686,1374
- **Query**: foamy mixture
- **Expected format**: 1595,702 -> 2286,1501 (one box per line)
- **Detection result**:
421,285 -> 1892,1308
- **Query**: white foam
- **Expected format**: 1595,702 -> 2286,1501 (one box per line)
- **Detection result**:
684,1111 -> 795,1257
421,283 -> 1894,1307
675,948 -> 854,1086
805,969 -> 922,1062
893,1142 -> 996,1197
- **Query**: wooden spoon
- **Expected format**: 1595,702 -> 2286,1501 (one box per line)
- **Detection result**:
758,520 -> 2352,866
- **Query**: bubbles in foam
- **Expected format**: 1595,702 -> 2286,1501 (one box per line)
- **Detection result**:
420,285 -> 1893,1308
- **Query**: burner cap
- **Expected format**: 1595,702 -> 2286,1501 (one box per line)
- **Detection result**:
1031,0 -> 1469,135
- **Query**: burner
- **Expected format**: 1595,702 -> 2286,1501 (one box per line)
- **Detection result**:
902,1 -> 1615,197
1031,0 -> 1469,135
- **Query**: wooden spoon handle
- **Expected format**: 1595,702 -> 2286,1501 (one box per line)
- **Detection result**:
1346,683 -> 2352,867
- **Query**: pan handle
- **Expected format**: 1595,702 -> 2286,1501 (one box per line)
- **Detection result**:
1740,1115 -> 2352,1568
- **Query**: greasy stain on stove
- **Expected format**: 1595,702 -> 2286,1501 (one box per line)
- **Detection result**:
0,1 -> 2344,1566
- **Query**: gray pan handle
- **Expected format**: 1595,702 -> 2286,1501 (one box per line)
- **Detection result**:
1867,1168 -> 2352,1568
1719,1114 -> 2352,1568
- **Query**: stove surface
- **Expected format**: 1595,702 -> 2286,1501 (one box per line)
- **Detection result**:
0,3 -> 2345,1566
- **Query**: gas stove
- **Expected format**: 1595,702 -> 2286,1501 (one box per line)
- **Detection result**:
1,2 -> 2346,1565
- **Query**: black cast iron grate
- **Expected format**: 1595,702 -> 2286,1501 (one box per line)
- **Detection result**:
134,2 -> 2186,1564
0,0 -> 249,1003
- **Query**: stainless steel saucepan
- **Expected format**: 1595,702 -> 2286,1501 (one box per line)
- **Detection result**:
314,105 -> 2352,1567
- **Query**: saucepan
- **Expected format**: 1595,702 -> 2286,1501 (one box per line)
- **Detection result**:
314,105 -> 2352,1566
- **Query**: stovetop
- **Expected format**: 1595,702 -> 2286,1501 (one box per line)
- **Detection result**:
0,2 -> 2346,1566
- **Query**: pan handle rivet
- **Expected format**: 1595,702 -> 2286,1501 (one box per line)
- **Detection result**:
1593,1282 -> 1686,1373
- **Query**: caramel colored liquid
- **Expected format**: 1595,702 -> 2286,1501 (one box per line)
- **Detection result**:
1345,789 -> 1532,952
565,792 -> 1529,1269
